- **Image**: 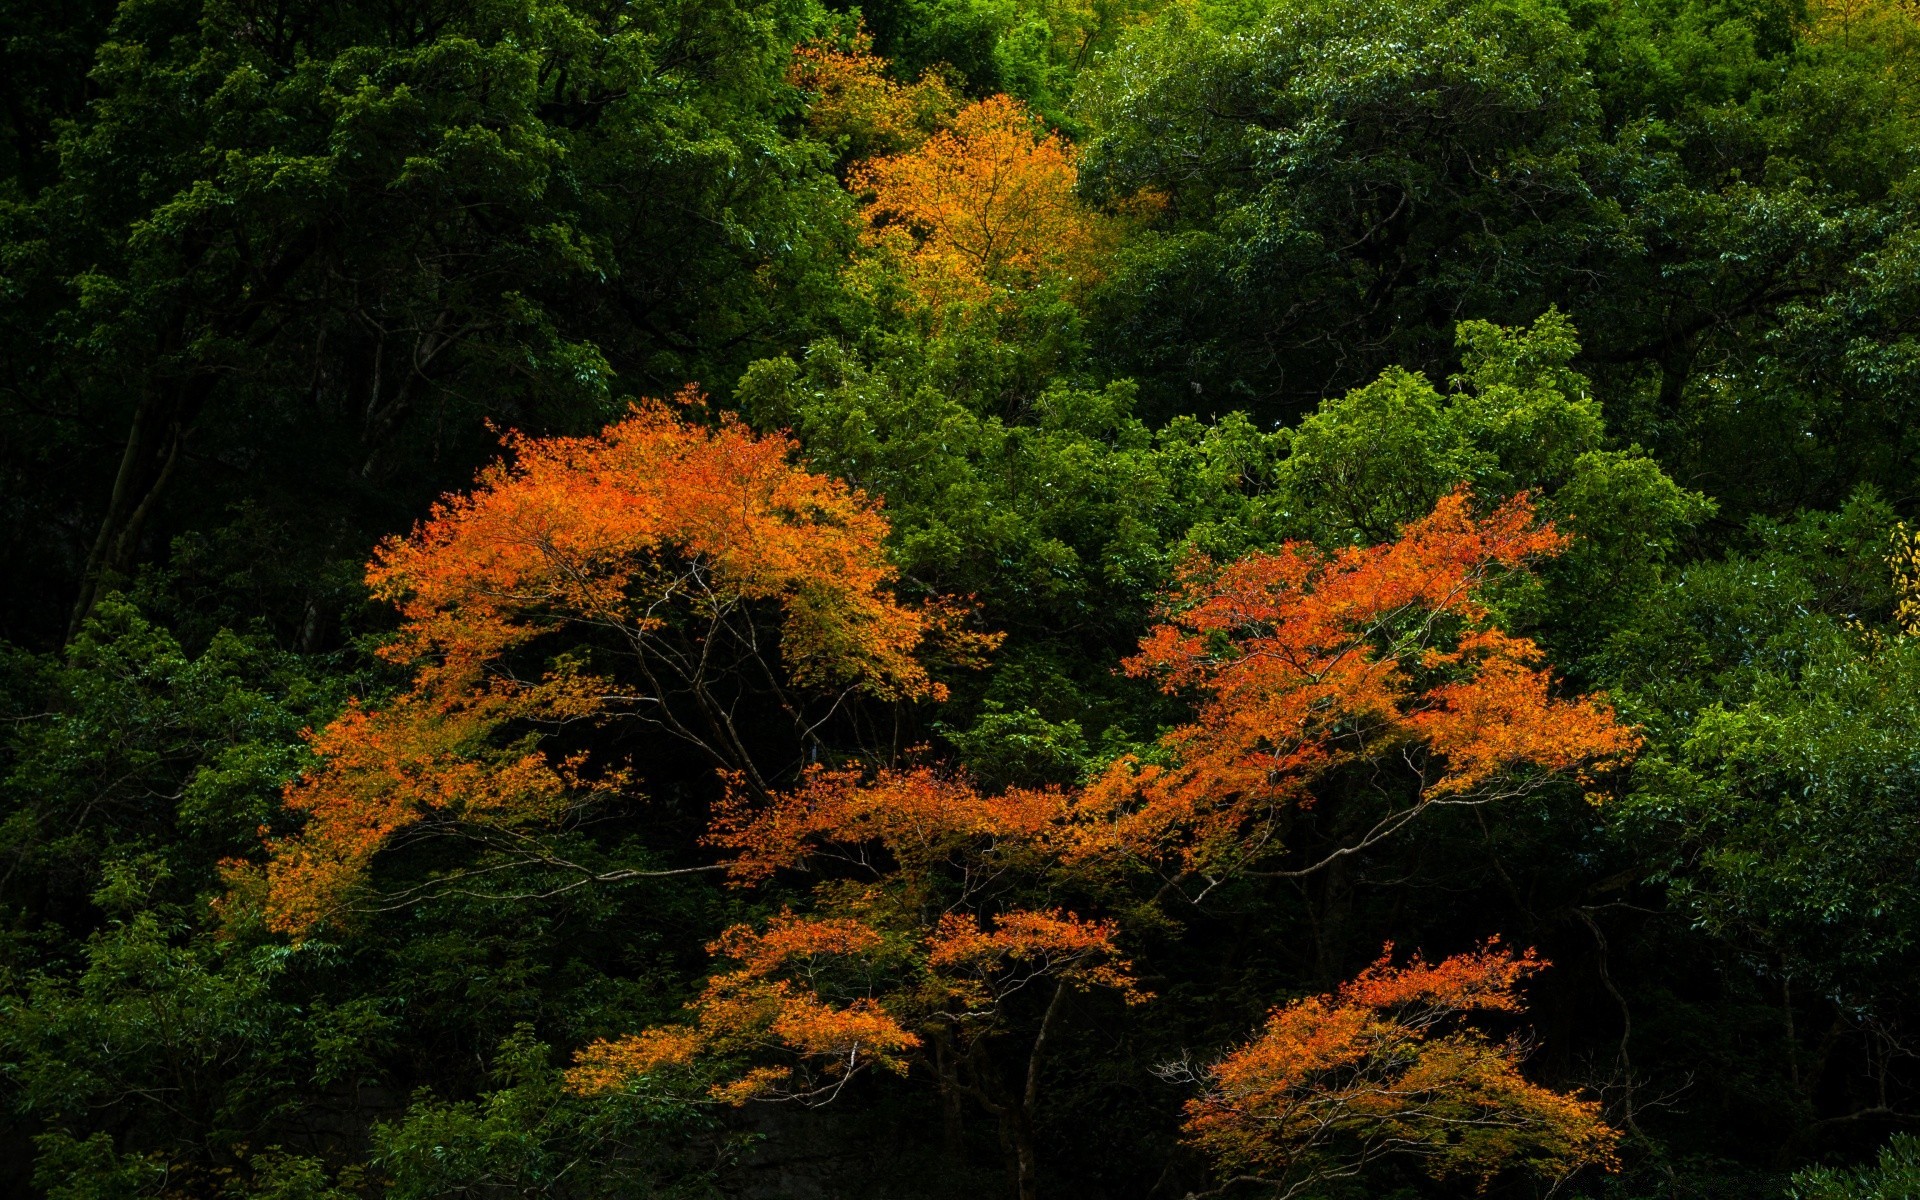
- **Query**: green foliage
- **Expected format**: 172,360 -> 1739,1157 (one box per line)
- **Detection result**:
1642,631 -> 1920,987
852,0 -> 1166,123
1274,310 -> 1610,544
5,915 -> 316,1195
30,1131 -> 166,1200
372,1029 -> 720,1199
737,335 -> 1288,760
1077,0 -> 1614,409
1605,494 -> 1920,993
1790,1134 -> 1920,1200
1270,310 -> 1711,657
1075,0 -> 1920,522
0,596 -> 336,928
0,0 -> 853,643
7,0 -> 1920,1193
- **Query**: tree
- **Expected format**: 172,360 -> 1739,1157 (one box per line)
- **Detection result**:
0,0 -> 850,647
789,28 -> 960,162
853,94 -> 1119,313
1077,489 -> 1638,888
1269,309 -> 1712,656
1172,942 -> 1618,1197
846,0 -> 1169,126
1074,0 -> 1918,482
1790,1133 -> 1920,1200
572,765 -> 1143,1200
565,489 -> 1629,1200
735,339 -> 1291,788
1588,492 -> 1920,1138
1076,0 -> 1612,411
238,394 -> 967,936
14,0 -> 1920,1190
371,1028 -> 720,1200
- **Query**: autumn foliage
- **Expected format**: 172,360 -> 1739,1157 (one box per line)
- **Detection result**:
568,913 -> 922,1104
788,30 -> 959,158
852,94 -> 1116,311
563,489 -> 1628,1200
574,764 -> 1142,1109
1078,490 -> 1638,877
233,410 -> 1630,1199
708,764 -> 1069,884
567,898 -> 1140,1105
1180,942 -> 1619,1191
243,393 -> 955,935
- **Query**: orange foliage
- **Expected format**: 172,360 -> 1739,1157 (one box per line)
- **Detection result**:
1076,490 -> 1638,875
851,94 -> 1115,311
559,491 -> 1619,1192
247,393 -> 959,936
789,30 -> 958,157
588,493 -> 1629,1115
564,1026 -> 705,1095
709,764 -> 1068,885
928,909 -> 1145,1006
569,902 -> 1142,1101
569,762 -> 1142,1104
245,662 -> 614,935
567,766 -> 1147,1101
1182,943 -> 1618,1190
569,912 -> 921,1103
367,390 -> 940,699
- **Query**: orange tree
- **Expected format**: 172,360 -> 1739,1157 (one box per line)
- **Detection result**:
1072,489 -> 1639,895
564,489 -> 1633,1199
232,391 -> 977,936
1171,942 -> 1619,1197
788,29 -> 958,161
571,764 -> 1144,1200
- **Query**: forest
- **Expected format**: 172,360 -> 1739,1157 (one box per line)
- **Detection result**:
5,0 -> 1920,1195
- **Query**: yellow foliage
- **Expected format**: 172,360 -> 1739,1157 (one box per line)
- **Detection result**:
851,94 -> 1121,313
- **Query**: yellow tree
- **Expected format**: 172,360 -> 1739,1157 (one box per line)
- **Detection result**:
851,94 -> 1118,312
789,29 -> 958,160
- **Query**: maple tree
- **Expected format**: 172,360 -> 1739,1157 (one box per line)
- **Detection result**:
563,490 -> 1629,1199
789,29 -> 959,160
1172,942 -> 1619,1196
1075,489 -> 1638,886
238,393 -> 969,935
573,765 -> 1141,1200
851,93 -> 1118,312
15,0 -> 1920,1188
567,912 -> 923,1105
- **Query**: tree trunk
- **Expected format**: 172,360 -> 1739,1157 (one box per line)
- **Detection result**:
68,385 -> 193,639
66,228 -> 320,638
1009,981 -> 1069,1200
1008,1108 -> 1042,1200
934,1032 -> 968,1161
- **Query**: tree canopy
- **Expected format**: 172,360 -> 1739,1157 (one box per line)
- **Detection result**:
7,0 -> 1920,1197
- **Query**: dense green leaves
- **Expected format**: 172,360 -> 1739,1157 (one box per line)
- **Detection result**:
1790,1134 -> 1920,1200
0,0 -> 852,643
8,0 -> 1920,1193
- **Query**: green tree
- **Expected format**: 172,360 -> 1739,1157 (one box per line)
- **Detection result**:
1075,0 -> 1920,522
736,336 -> 1288,777
1271,310 -> 1710,658
1791,1134 -> 1920,1200
0,0 -> 851,646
